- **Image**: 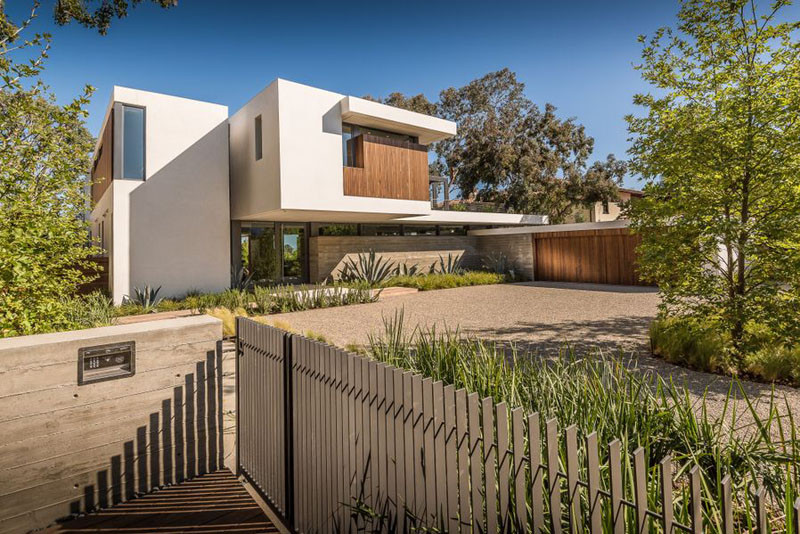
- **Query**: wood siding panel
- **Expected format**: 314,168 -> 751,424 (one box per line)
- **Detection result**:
343,135 -> 429,201
91,112 -> 114,205
533,228 -> 648,286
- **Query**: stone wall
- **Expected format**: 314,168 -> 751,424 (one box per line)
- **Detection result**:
475,233 -> 535,280
0,316 -> 226,534
309,235 -> 482,281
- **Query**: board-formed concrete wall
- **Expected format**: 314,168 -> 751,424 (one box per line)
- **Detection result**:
309,234 -> 537,282
474,233 -> 535,281
309,235 -> 483,282
0,316 -> 225,534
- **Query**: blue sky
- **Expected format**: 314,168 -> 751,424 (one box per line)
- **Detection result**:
13,1 -> 707,188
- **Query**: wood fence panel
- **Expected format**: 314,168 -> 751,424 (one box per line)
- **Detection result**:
533,228 -> 649,286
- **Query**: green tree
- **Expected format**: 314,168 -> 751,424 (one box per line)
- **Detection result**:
626,0 -> 800,358
370,70 -> 624,222
0,1 -> 174,336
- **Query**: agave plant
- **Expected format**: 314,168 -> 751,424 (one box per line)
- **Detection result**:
231,265 -> 253,290
337,250 -> 396,285
482,252 -> 516,278
394,262 -> 421,277
429,253 -> 464,274
125,285 -> 163,312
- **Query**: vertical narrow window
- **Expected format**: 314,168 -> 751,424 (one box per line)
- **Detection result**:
254,115 -> 263,161
122,106 -> 145,179
602,200 -> 610,214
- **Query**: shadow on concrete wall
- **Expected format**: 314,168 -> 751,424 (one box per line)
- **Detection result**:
128,122 -> 230,298
63,342 -> 225,521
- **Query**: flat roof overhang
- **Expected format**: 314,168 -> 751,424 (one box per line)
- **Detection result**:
393,211 -> 549,226
340,96 -> 457,145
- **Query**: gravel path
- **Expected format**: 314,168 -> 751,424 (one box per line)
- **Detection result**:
265,282 -> 800,426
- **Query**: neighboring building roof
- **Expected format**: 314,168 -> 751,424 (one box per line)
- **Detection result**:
619,187 -> 644,197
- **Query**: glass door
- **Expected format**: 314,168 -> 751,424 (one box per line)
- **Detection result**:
281,225 -> 306,283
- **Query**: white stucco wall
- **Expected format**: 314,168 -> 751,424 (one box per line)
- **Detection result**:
97,87 -> 231,303
229,79 -> 435,221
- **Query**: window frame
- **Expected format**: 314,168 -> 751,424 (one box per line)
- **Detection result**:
112,102 -> 146,180
255,115 -> 263,161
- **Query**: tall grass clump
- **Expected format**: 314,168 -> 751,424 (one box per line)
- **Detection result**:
62,291 -> 116,329
366,311 -> 800,532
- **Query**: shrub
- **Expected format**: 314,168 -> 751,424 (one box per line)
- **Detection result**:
746,345 -> 800,386
650,315 -> 732,373
63,291 -> 115,329
385,271 -> 506,291
206,306 -> 248,337
338,251 -> 396,285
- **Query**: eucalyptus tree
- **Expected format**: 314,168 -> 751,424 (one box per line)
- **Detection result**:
369,69 -> 624,222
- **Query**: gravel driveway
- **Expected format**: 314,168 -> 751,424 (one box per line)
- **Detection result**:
266,282 -> 799,426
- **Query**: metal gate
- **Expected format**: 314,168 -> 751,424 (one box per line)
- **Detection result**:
236,318 -> 294,525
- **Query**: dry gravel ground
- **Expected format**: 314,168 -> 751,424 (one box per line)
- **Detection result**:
268,282 -> 800,426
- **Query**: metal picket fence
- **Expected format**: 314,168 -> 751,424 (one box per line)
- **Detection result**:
235,317 -> 800,533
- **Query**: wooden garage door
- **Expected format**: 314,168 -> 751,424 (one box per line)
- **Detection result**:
534,228 -> 647,285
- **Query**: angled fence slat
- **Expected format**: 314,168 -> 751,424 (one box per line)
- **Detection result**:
586,432 -> 602,534
690,465 -> 703,534
483,396 -> 499,534
529,412 -> 544,533
609,439 -> 624,534
468,393 -> 484,532
660,455 -> 674,534
443,385 -> 459,534
432,381 -> 447,527
511,408 -> 527,532
633,447 -> 647,534
497,403 -> 511,531
565,425 -> 582,534
455,389 -> 470,532
546,418 -> 563,534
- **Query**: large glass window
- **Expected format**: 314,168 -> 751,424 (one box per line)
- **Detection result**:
403,225 -> 437,236
122,106 -> 144,179
361,224 -> 402,236
282,225 -> 305,281
439,225 -> 468,236
241,223 -> 279,284
318,224 -> 358,236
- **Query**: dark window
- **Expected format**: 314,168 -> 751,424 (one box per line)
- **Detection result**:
439,225 -> 468,236
319,224 -> 358,236
403,225 -> 437,236
121,106 -> 144,179
602,200 -> 610,214
361,224 -> 402,236
255,115 -> 263,161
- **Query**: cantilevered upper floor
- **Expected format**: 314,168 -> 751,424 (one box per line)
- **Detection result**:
229,78 -> 464,222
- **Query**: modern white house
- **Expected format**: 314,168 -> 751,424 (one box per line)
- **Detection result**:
89,79 -> 548,303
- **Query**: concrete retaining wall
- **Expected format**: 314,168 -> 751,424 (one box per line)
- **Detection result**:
309,235 -> 483,282
309,234 -> 538,282
0,316 -> 226,533
475,233 -> 535,281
